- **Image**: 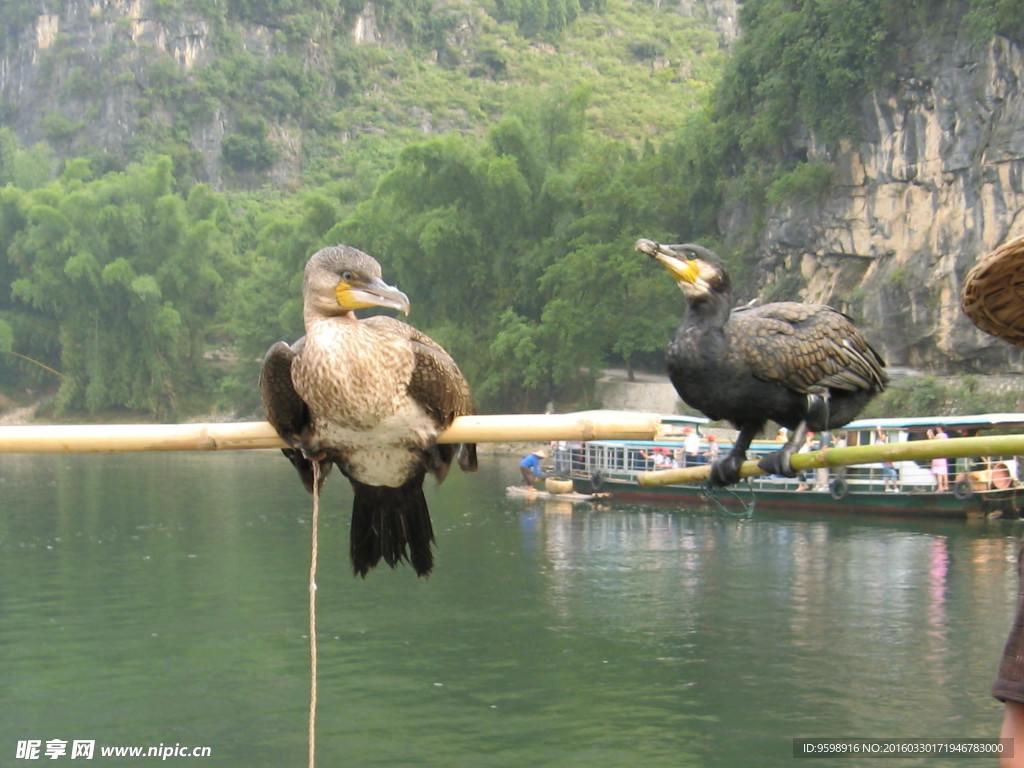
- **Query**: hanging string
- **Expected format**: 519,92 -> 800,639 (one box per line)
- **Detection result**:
309,461 -> 321,768
700,479 -> 756,518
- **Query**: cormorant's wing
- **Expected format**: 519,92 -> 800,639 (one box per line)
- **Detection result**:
260,337 -> 330,493
729,302 -> 887,394
260,338 -> 307,443
362,315 -> 478,475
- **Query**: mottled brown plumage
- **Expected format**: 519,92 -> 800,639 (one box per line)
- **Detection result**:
637,239 -> 887,486
728,302 -> 888,394
260,245 -> 477,576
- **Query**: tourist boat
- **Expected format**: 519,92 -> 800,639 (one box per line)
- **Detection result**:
552,413 -> 1024,518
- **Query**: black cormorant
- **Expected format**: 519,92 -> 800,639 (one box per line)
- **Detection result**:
637,239 -> 888,486
260,245 -> 477,577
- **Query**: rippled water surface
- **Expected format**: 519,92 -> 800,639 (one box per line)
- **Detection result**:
0,451 -> 1019,766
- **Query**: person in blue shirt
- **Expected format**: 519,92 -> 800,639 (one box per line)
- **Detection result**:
520,449 -> 547,488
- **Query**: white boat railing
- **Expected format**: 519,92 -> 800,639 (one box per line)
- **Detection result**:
550,441 -> 1023,495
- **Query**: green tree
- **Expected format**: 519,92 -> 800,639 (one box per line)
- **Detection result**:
4,156 -> 233,416
333,89 -> 595,410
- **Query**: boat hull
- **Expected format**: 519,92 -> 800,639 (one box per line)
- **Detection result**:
551,411 -> 1024,520
575,476 -> 1022,519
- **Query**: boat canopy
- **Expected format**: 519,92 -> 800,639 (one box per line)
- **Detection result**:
844,413 -> 1024,431
658,414 -> 711,427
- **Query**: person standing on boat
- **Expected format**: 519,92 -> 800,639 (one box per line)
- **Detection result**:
834,431 -> 849,479
520,449 -> 547,489
683,427 -> 702,466
795,434 -> 815,492
814,431 -> 832,491
875,426 -> 899,492
928,427 -> 950,492
705,434 -> 720,464
641,448 -> 675,470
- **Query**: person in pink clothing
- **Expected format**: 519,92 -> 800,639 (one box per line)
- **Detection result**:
928,426 -> 949,492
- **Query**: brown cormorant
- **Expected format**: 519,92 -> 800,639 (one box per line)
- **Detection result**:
260,245 -> 477,577
637,239 -> 888,486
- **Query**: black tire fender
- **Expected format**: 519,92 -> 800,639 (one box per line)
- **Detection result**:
954,480 -> 973,500
829,477 -> 849,500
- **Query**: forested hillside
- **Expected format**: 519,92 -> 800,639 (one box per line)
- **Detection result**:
0,0 -> 1022,420
0,0 -> 726,188
0,0 -> 732,418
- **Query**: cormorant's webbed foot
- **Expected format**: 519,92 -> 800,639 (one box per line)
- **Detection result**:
709,450 -> 746,487
757,421 -> 809,478
757,447 -> 799,478
299,438 -> 328,463
283,449 -> 332,494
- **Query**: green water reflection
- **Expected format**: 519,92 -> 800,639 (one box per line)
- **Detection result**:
0,452 -> 1018,766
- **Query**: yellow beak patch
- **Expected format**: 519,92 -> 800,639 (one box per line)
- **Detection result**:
658,253 -> 701,285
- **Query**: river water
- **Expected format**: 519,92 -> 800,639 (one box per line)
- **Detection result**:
0,451 -> 1019,767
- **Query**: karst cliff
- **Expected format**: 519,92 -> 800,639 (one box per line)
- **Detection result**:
734,32 -> 1024,376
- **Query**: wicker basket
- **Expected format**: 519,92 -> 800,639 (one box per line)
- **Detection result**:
961,234 -> 1024,348
544,477 -> 574,495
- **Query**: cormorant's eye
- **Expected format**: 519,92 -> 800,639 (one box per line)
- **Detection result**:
342,271 -> 354,283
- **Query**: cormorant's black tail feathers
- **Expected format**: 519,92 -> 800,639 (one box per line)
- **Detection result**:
457,443 -> 478,473
349,474 -> 435,578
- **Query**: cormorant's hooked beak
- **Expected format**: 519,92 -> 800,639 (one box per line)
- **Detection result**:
336,275 -> 411,315
635,238 -> 700,286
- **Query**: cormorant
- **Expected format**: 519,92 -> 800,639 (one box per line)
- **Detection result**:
637,239 -> 888,486
260,245 -> 477,577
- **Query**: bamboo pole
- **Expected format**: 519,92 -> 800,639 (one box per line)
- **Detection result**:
0,412 -> 661,454
638,434 -> 1024,487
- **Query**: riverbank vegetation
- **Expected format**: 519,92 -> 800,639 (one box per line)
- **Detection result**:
0,0 -> 1021,420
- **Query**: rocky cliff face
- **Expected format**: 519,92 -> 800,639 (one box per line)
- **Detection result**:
0,1 -> 398,187
2,0 -> 240,186
676,0 -> 739,45
0,0 -> 738,189
735,33 -> 1024,375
